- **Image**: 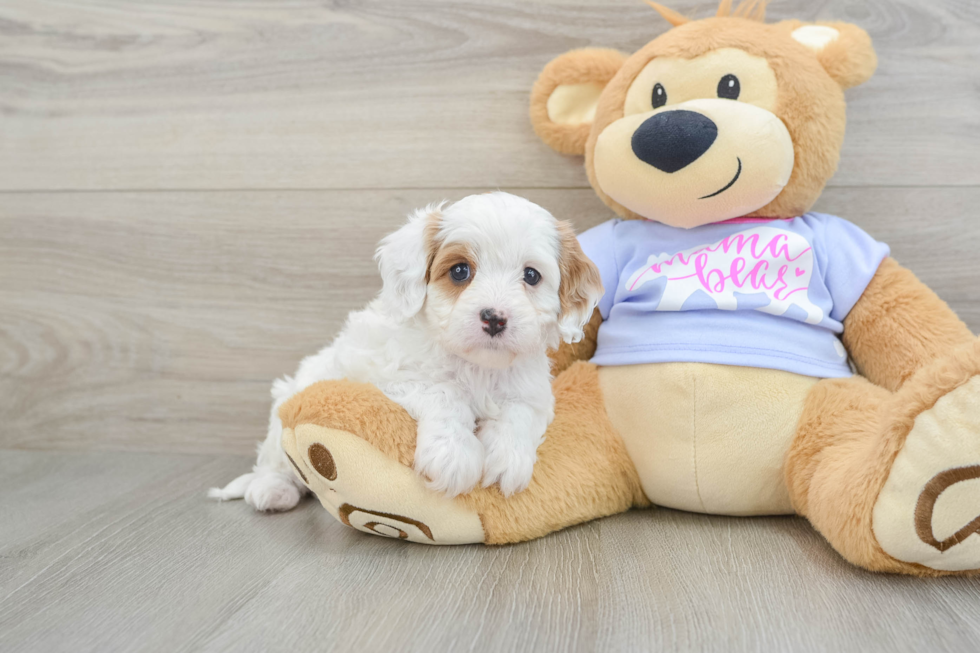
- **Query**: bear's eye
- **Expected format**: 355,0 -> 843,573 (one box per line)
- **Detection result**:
449,263 -> 470,283
651,83 -> 667,109
717,74 -> 740,100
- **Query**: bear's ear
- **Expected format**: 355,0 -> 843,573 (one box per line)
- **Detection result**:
783,21 -> 877,90
530,48 -> 627,156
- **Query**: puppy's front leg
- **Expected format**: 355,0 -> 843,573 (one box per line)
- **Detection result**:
479,400 -> 550,496
405,387 -> 484,497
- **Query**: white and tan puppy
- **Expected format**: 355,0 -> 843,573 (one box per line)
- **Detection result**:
211,192 -> 603,511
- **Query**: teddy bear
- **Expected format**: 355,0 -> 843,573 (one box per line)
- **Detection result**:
276,0 -> 980,576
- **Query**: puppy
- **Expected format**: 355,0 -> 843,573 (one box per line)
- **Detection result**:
210,192 -> 603,511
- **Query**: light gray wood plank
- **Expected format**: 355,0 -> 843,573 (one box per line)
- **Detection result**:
0,0 -> 977,191
2,1 -> 978,650
0,450 -> 247,590
1,450 -> 978,653
0,450 -> 317,653
2,187 -> 979,454
591,512 -> 980,651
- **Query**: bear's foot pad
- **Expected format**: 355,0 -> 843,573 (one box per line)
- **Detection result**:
282,423 -> 485,545
874,377 -> 980,571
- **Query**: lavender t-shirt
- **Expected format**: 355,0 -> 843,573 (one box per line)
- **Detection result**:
578,213 -> 890,378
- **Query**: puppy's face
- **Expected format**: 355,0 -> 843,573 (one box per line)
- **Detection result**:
376,193 -> 603,369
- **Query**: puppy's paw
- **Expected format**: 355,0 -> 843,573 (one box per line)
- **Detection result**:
413,429 -> 484,498
243,471 -> 303,512
479,420 -> 539,497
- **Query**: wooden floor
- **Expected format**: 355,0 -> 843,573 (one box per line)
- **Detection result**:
2,1 -> 979,651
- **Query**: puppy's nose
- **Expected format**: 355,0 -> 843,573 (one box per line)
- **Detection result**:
480,308 -> 507,337
631,110 -> 718,173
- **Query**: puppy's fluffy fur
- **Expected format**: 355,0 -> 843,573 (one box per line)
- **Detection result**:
210,192 -> 603,510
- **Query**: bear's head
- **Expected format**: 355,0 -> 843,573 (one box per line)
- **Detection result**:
530,0 -> 877,228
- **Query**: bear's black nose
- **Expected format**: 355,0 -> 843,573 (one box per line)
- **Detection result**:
630,110 -> 718,173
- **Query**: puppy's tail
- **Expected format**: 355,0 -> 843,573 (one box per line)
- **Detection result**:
207,472 -> 257,501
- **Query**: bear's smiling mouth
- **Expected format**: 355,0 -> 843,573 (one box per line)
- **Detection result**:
699,157 -> 742,199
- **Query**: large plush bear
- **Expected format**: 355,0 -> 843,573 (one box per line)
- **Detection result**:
276,1 -> 980,575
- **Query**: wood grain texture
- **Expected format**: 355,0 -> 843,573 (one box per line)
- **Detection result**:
2,1 -> 980,648
0,0 -> 978,191
1,0 -> 978,456
1,450 -> 978,653
2,187 -> 979,454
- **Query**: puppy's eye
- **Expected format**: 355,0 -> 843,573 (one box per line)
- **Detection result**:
523,267 -> 541,286
652,82 -> 667,109
717,74 -> 740,100
449,263 -> 470,283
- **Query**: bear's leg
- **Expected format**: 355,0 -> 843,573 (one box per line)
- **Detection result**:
280,361 -> 649,545
787,341 -> 980,575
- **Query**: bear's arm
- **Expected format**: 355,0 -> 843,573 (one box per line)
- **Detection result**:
549,307 -> 602,376
842,257 -> 975,392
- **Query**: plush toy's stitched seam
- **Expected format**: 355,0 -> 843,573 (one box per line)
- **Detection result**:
691,368 -> 706,512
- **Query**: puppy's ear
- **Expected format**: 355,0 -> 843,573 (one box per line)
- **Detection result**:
530,48 -> 627,156
375,203 -> 442,320
556,222 -> 604,344
782,21 -> 877,90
